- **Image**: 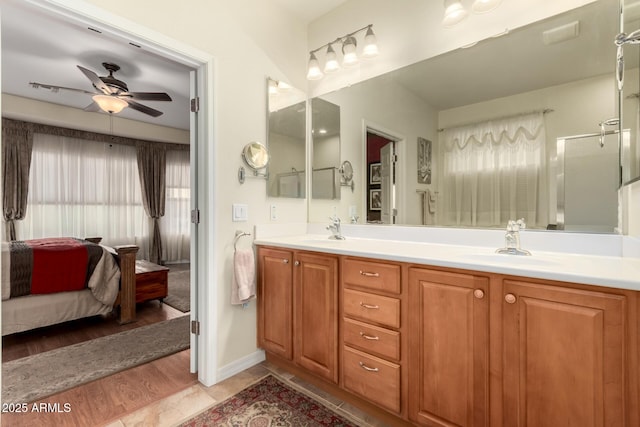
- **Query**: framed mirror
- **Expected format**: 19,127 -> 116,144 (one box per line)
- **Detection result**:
266,78 -> 307,198
308,0 -> 621,233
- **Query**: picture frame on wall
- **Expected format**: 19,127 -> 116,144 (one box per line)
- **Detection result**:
369,188 -> 382,211
369,162 -> 381,185
417,137 -> 432,184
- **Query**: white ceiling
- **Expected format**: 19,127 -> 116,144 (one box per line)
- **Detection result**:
1,0 -> 194,130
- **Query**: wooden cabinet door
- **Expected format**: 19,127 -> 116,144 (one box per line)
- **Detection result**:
408,268 -> 489,427
502,280 -> 626,427
294,252 -> 339,383
257,247 -> 293,360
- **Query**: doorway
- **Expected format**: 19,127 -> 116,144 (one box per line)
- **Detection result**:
366,130 -> 397,224
0,0 -> 212,384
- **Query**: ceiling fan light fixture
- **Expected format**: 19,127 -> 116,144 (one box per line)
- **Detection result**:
92,94 -> 128,114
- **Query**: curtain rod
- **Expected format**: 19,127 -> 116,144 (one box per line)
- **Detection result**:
437,108 -> 554,133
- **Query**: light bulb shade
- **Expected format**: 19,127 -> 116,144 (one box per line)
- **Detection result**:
362,27 -> 379,58
442,0 -> 468,27
342,36 -> 359,66
472,0 -> 502,13
306,52 -> 324,80
324,44 -> 340,73
268,79 -> 278,94
92,94 -> 128,113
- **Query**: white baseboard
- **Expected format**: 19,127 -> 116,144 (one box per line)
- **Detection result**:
216,349 -> 266,382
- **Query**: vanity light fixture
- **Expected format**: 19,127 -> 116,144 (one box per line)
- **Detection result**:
306,24 -> 378,80
442,0 -> 503,27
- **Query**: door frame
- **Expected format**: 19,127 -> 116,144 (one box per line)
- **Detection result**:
5,0 -> 217,385
362,120 -> 406,224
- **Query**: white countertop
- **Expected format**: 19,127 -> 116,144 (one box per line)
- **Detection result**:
254,232 -> 640,292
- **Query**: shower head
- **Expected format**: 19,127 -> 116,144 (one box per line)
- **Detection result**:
615,29 -> 640,46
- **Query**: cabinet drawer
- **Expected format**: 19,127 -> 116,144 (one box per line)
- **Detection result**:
343,258 -> 401,294
343,318 -> 400,362
343,346 -> 401,414
343,288 -> 400,328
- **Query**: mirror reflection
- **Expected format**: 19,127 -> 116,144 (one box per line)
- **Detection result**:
311,97 -> 341,199
267,78 -> 306,198
309,0 -> 621,233
622,0 -> 640,185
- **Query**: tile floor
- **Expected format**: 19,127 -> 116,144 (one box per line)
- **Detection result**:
103,361 -> 392,427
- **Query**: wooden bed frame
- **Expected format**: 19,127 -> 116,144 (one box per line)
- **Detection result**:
1,239 -> 140,336
113,245 -> 139,324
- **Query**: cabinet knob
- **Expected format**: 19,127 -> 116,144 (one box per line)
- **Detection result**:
294,261 -> 300,266
505,293 -> 517,304
283,259 -> 289,264
473,289 -> 485,299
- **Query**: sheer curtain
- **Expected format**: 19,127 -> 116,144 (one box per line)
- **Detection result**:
161,149 -> 190,262
19,133 -> 149,258
439,112 -> 547,228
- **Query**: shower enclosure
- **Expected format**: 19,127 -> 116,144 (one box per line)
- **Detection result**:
556,129 -> 628,232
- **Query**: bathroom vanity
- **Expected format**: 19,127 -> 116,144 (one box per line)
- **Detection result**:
255,230 -> 640,427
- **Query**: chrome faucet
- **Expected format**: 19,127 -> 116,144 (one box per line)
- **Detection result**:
496,218 -> 531,256
327,215 -> 345,240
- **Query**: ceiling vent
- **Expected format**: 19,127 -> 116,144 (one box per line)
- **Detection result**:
542,21 -> 580,45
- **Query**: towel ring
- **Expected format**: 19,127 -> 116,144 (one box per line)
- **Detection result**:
234,231 -> 252,251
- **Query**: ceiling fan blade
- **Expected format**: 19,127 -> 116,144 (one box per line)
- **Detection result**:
30,82 -> 96,95
77,65 -> 111,94
125,99 -> 164,117
125,92 -> 172,101
83,102 -> 101,112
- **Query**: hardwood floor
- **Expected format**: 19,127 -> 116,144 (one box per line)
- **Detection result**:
2,301 -> 195,427
2,300 -> 185,362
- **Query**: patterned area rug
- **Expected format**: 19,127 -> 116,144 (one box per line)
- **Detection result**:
2,315 -> 190,404
165,263 -> 190,312
179,375 -> 359,426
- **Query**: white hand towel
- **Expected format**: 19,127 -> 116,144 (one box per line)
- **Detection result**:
231,248 -> 256,305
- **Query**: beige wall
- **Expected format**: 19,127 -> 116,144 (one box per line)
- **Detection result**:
78,0 -> 309,377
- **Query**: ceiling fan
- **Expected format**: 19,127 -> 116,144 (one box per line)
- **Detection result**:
29,62 -> 172,117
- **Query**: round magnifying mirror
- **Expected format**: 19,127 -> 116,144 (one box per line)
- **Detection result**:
340,160 -> 353,183
242,141 -> 270,170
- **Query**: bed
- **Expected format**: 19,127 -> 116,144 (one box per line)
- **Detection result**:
1,237 -> 138,336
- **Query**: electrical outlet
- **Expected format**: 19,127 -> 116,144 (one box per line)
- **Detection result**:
270,204 -> 277,221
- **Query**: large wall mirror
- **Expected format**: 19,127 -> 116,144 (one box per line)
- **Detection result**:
311,97 -> 341,199
267,78 -> 307,198
309,0 -> 624,233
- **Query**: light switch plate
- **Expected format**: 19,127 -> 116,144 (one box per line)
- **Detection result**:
232,203 -> 248,222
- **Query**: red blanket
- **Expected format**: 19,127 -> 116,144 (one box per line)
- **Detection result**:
8,237 -> 104,297
27,238 -> 88,294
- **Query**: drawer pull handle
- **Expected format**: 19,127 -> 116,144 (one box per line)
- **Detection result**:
294,261 -> 300,266
283,259 -> 289,264
359,361 -> 379,372
474,289 -> 485,299
360,332 -> 380,340
360,302 -> 380,309
359,270 -> 380,277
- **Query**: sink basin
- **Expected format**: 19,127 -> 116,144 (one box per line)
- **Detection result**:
460,253 -> 558,266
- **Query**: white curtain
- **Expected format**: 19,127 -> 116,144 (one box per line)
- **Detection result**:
439,112 -> 547,228
19,133 -> 149,258
161,149 -> 190,262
